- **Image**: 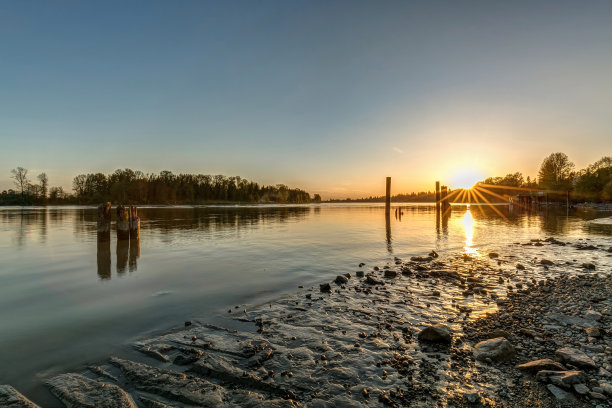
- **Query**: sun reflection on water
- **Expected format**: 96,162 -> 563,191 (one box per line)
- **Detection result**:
462,206 -> 478,256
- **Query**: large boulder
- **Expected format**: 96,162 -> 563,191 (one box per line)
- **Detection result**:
46,373 -> 136,408
0,385 -> 40,408
417,324 -> 452,343
473,337 -> 515,362
555,347 -> 597,369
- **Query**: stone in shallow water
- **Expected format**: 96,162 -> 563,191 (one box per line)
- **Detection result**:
473,337 -> 515,362
555,347 -> 597,369
334,275 -> 348,285
0,385 -> 40,408
417,324 -> 451,343
46,373 -> 136,408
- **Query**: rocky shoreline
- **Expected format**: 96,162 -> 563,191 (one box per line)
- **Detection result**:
1,239 -> 611,407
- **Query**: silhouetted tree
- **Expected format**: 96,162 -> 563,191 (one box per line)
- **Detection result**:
10,167 -> 29,203
538,153 -> 575,191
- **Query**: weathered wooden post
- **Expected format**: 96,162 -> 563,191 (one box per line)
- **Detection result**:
440,186 -> 447,211
435,181 -> 440,210
116,205 -> 130,240
97,202 -> 111,241
385,177 -> 391,215
129,205 -> 140,240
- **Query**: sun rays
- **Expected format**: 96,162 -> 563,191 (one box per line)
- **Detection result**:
436,182 -> 560,221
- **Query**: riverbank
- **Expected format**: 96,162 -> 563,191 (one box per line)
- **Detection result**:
2,238 -> 611,407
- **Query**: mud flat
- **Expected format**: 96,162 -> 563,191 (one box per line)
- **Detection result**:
2,238 -> 611,407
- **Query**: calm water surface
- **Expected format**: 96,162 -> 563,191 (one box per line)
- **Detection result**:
1,203 -> 611,401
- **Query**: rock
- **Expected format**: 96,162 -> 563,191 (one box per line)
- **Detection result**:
488,252 -> 499,259
582,263 -> 596,270
573,383 -> 589,395
473,338 -> 515,362
417,324 -> 451,343
184,321 -> 192,327
585,310 -> 602,321
383,270 -> 397,278
589,391 -> 606,400
489,330 -> 511,339
173,354 -> 199,366
516,359 -> 565,373
320,283 -> 332,293
600,383 -> 612,396
334,275 -> 348,285
540,259 -> 554,266
585,327 -> 601,337
555,347 -> 597,369
536,370 -> 585,387
356,271 -> 364,277
410,256 -> 433,262
516,264 -> 525,270
46,373 -> 136,408
429,250 -> 439,258
464,390 -> 479,403
136,346 -> 170,362
546,384 -> 577,405
365,275 -> 383,285
0,385 -> 40,408
110,357 -> 224,406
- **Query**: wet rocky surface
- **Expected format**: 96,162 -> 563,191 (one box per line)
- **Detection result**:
2,236 -> 611,407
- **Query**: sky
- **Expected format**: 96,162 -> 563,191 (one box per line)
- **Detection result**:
1,0 -> 611,199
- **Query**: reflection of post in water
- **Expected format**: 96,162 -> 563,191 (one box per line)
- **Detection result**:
116,239 -> 129,274
129,237 -> 140,272
385,212 -> 392,253
441,206 -> 450,235
97,236 -> 111,280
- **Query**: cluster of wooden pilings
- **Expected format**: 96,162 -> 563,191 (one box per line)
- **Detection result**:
96,203 -> 141,279
97,202 -> 140,241
435,181 -> 451,212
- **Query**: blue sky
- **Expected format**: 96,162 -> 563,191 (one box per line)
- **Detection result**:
1,0 -> 611,198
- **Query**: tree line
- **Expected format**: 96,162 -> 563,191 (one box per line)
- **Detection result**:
1,168 -> 320,205
330,152 -> 612,203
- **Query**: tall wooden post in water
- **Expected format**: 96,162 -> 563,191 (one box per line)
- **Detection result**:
116,205 -> 130,240
435,181 -> 441,210
385,177 -> 391,215
129,205 -> 140,240
97,202 -> 111,241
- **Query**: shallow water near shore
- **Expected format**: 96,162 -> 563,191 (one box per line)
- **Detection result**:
0,203 -> 611,403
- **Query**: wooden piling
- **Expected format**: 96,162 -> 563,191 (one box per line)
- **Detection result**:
97,202 -> 111,240
440,186 -> 447,211
385,177 -> 391,215
116,205 -> 130,240
435,181 -> 440,209
129,205 -> 140,240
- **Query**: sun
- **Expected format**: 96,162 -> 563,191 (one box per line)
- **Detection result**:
450,168 -> 484,189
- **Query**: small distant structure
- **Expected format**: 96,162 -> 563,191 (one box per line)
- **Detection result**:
510,191 -> 546,206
